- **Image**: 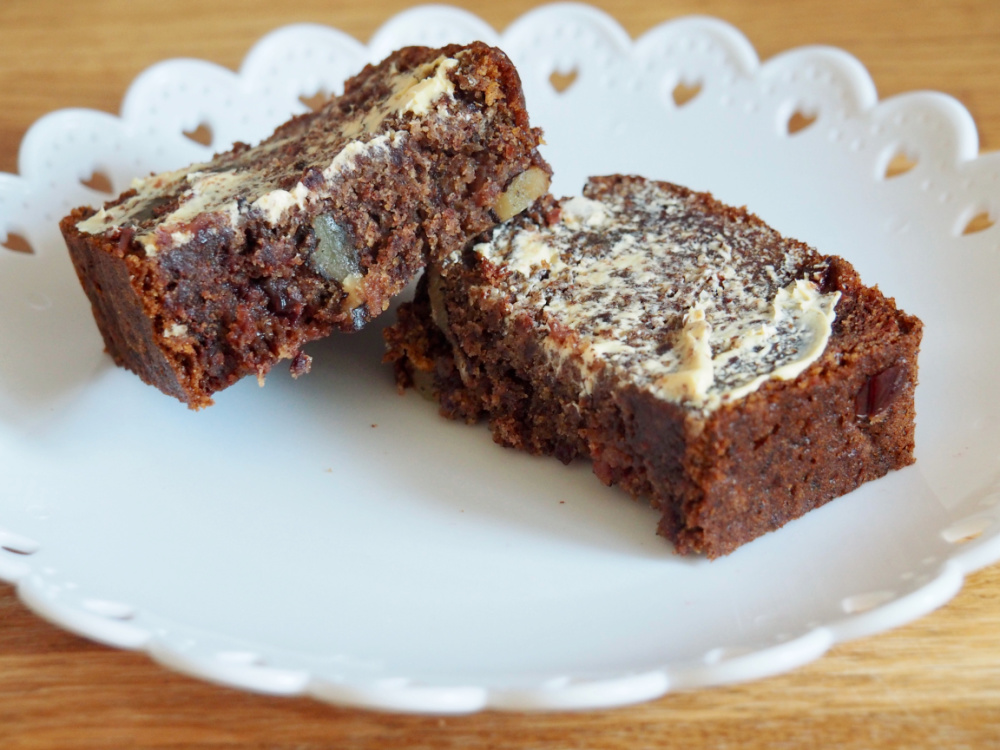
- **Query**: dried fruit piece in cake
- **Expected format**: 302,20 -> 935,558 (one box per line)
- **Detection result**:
385,175 -> 922,557
61,43 -> 550,408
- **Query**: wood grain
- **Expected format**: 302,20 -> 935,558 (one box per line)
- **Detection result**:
2,1 -> 999,747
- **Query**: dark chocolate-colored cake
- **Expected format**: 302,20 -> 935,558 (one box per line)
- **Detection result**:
385,175 -> 922,557
61,43 -> 550,408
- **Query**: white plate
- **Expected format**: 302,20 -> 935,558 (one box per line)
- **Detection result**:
2,4 -> 1000,714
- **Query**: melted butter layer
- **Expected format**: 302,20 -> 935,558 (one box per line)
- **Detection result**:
472,180 -> 841,411
76,56 -> 460,253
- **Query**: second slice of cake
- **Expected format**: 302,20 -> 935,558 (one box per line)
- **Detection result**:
385,175 -> 922,557
62,43 -> 550,408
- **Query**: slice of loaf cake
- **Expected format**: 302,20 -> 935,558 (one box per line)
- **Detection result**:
62,43 -> 550,408
386,175 -> 922,557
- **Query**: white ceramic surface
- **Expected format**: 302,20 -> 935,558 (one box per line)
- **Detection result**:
2,3 -> 999,713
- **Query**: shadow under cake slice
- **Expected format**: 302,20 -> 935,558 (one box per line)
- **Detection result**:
385,175 -> 922,558
61,42 -> 550,408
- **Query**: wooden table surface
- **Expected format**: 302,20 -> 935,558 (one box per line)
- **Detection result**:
2,1 -> 999,747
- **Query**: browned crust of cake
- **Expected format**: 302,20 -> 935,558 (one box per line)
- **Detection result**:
61,43 -> 549,408
385,176 -> 922,558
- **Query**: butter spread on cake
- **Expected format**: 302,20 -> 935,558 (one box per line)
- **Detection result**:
469,183 -> 842,411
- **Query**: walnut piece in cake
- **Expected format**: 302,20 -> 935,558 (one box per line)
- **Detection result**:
385,175 -> 922,557
61,43 -> 550,408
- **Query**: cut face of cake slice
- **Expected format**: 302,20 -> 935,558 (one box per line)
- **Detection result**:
385,175 -> 922,557
61,43 -> 550,408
